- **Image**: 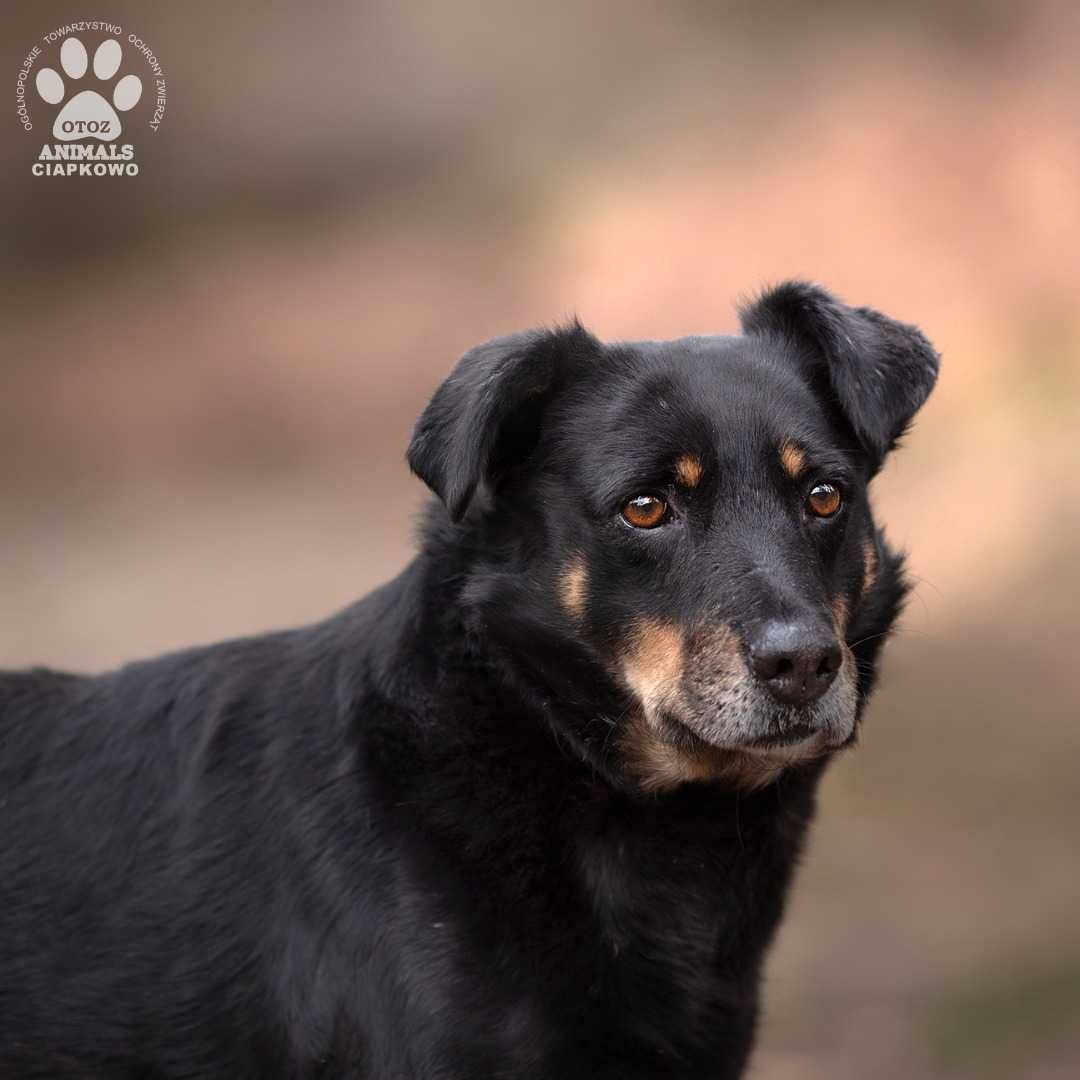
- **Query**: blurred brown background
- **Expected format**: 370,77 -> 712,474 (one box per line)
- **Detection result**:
3,2 -> 1079,1076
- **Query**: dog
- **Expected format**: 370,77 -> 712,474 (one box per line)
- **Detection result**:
0,282 -> 938,1078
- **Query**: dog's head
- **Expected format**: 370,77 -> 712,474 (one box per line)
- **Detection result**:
408,283 -> 939,793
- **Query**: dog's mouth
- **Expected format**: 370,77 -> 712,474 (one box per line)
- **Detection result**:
651,689 -> 856,765
622,707 -> 837,795
655,709 -> 830,755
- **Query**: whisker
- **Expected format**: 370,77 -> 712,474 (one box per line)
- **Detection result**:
847,625 -> 935,650
906,573 -> 944,598
847,630 -> 894,650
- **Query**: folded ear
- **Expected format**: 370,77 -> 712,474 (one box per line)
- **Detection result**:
407,323 -> 599,521
739,282 -> 940,471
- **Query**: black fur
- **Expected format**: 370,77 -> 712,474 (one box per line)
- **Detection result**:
0,283 -> 938,1078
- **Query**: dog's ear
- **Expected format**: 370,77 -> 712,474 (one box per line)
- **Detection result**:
740,282 -> 939,471
408,323 -> 599,521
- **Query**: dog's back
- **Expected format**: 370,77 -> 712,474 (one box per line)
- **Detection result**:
0,621 -> 368,1075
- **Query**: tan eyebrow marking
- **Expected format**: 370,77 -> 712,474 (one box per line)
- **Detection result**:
779,440 -> 807,480
558,555 -> 588,619
674,454 -> 703,488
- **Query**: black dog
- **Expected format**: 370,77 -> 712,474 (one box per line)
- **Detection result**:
0,282 -> 938,1078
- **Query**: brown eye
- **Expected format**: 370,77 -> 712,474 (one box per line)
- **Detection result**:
621,494 -> 668,529
807,483 -> 842,518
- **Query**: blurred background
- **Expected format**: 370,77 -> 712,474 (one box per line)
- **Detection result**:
3,2 -> 1079,1075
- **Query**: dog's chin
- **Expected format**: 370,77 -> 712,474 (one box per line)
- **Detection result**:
735,728 -> 831,765
660,718 -> 830,765
656,694 -> 857,762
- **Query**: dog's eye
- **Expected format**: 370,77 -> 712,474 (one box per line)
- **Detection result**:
807,483 -> 842,518
621,494 -> 668,529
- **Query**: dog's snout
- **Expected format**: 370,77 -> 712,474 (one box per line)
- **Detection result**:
749,620 -> 842,707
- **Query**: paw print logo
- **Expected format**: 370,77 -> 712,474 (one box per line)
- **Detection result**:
35,38 -> 142,142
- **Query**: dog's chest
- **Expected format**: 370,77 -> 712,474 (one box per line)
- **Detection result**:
576,825 -> 724,963
562,810 -> 777,1047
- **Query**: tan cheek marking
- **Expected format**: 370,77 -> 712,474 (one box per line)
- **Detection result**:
675,454 -> 703,488
831,594 -> 850,637
779,440 -> 807,480
558,555 -> 588,619
621,620 -> 685,719
828,598 -> 858,701
863,537 -> 879,594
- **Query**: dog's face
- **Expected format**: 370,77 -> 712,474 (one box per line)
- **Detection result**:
409,283 -> 938,793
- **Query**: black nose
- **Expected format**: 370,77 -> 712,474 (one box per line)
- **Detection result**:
749,620 -> 842,707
